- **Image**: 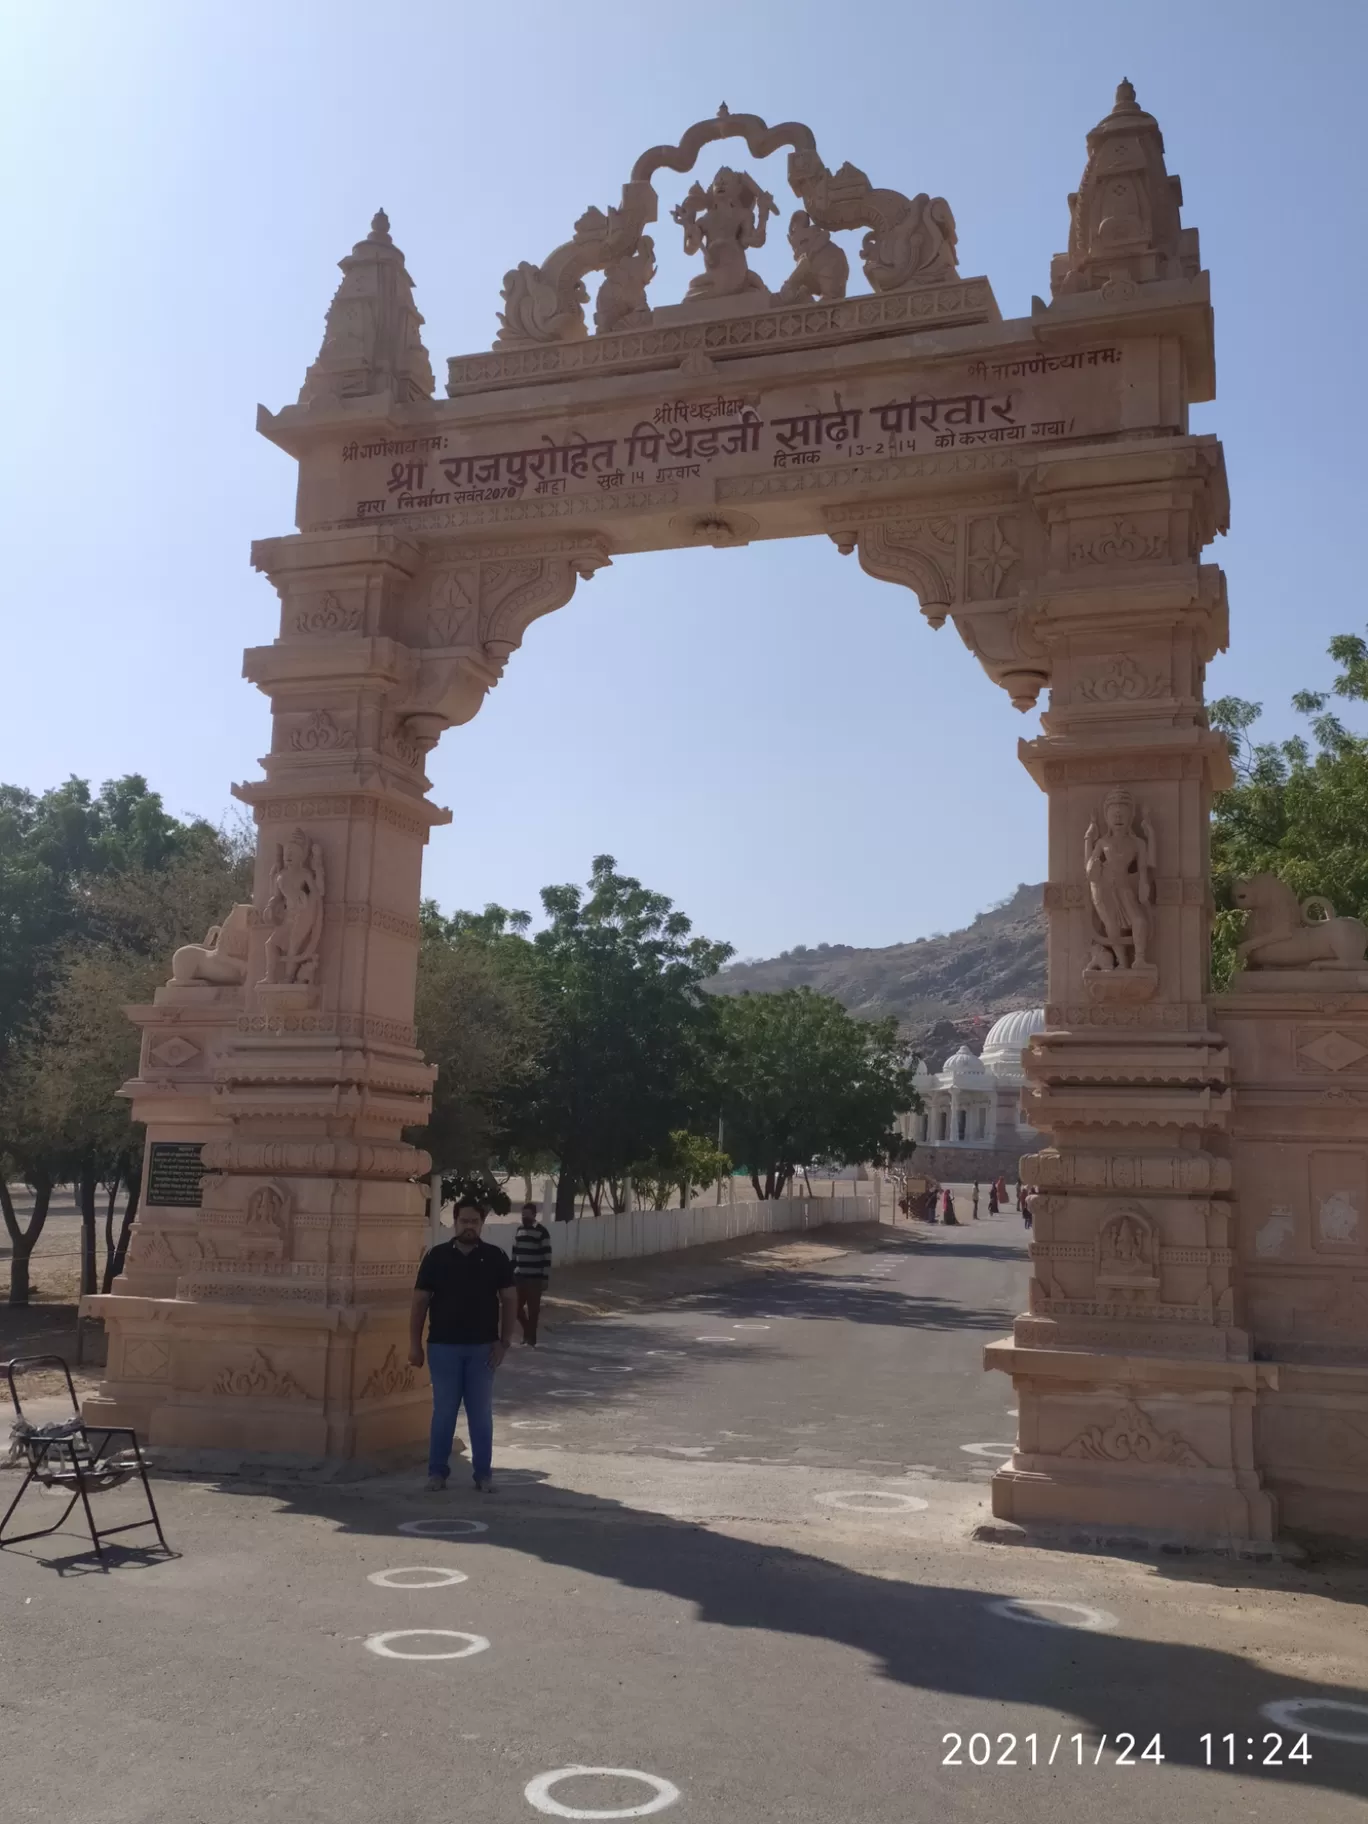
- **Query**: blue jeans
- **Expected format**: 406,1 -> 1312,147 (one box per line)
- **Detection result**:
427,1342 -> 496,1481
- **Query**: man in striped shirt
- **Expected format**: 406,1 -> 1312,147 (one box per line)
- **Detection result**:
510,1203 -> 553,1345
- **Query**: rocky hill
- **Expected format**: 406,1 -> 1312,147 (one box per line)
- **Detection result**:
707,882 -> 1046,1063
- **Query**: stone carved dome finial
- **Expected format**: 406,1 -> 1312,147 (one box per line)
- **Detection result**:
298,209 -> 434,407
1050,77 -> 1199,299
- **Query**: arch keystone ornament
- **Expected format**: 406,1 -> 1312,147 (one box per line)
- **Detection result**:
80,92 -> 1365,1542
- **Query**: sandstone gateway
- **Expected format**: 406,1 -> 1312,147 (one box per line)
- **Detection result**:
84,91 -> 1368,1546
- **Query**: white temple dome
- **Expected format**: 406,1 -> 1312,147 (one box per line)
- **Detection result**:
980,1008 -> 1046,1080
941,1044 -> 993,1085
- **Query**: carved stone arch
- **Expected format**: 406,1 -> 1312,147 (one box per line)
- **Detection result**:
851,517 -> 955,625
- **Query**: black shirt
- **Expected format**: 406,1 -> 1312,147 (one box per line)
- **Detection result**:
415,1238 -> 514,1345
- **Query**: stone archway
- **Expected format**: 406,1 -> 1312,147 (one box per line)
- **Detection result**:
83,90 -> 1367,1545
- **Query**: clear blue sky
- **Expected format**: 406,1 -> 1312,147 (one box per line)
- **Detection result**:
3,2 -> 1364,960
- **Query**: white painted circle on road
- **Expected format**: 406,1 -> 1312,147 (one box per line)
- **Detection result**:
368,1566 -> 468,1589
397,1517 -> 489,1537
985,1598 -> 1117,1632
694,1335 -> 735,1342
960,1441 -> 1016,1458
586,1364 -> 635,1372
1262,1697 -> 1368,1743
365,1629 -> 490,1660
814,1489 -> 930,1514
729,1323 -> 770,1330
512,1419 -> 562,1431
525,1766 -> 681,1817
548,1388 -> 596,1398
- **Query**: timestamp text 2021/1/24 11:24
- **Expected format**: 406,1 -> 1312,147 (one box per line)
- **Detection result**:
940,1732 -> 1312,1768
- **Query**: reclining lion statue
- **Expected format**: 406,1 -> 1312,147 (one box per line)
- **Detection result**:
170,902 -> 252,986
1234,873 -> 1368,970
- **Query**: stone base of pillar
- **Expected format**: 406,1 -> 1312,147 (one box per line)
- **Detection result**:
82,1295 -> 428,1461
985,1339 -> 1278,1545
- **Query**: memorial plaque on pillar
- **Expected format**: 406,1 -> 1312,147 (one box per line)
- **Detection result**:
146,1141 -> 207,1208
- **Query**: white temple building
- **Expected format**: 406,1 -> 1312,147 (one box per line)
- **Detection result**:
898,1008 -> 1046,1151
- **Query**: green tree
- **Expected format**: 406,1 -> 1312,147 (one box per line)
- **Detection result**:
0,787 -> 250,1301
0,776 -> 216,1061
713,988 -> 917,1199
413,900 -> 543,1185
630,1129 -> 732,1211
508,856 -> 732,1221
1210,627 -> 1368,988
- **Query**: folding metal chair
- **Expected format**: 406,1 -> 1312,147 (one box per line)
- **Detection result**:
1,1355 -> 169,1563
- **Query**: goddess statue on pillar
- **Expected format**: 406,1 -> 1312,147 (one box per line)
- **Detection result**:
261,827 -> 326,985
671,167 -> 777,301
1084,787 -> 1156,971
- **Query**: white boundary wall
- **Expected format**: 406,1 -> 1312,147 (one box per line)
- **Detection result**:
484,1195 -> 875,1268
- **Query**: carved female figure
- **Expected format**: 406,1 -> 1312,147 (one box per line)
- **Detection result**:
672,167 -> 777,301
262,828 -> 326,985
1084,787 -> 1155,970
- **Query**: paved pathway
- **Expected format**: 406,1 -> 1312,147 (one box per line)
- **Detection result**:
4,1217 -> 1367,1823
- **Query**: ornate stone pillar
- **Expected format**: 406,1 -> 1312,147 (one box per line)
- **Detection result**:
82,216 -> 605,1456
982,440 -> 1277,1542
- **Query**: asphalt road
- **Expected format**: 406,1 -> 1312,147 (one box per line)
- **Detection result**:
4,1214 -> 1368,1824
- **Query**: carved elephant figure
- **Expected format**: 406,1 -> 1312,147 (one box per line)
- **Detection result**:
1233,873 -> 1368,970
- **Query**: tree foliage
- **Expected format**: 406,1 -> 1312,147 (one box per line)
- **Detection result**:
0,778 -> 250,1302
712,988 -> 917,1199
1209,627 -> 1368,987
506,856 -> 732,1220
413,899 -> 543,1183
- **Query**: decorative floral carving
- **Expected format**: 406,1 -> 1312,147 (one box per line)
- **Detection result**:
359,1345 -> 418,1399
1070,518 -> 1167,566
289,710 -> 354,752
1061,1402 -> 1205,1467
261,828 -> 325,986
295,592 -> 362,635
380,717 -> 424,771
1073,656 -> 1167,703
965,516 -> 1020,600
211,1348 -> 309,1400
425,570 -> 478,646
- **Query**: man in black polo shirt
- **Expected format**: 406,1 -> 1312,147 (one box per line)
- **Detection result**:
409,1201 -> 516,1491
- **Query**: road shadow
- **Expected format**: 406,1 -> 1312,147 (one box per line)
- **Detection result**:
251,1472 -> 1368,1804
675,1274 -> 1017,1332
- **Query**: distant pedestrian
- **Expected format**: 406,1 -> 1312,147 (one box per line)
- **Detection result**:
972,1181 -> 981,1220
510,1201 -> 553,1346
942,1189 -> 959,1225
988,1183 -> 999,1216
1016,1182 -> 1025,1214
410,1201 -> 515,1493
1022,1191 -> 1034,1231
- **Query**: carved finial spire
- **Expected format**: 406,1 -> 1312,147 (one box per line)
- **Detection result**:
1050,83 -> 1200,298
298,213 -> 434,407
717,101 -> 730,117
